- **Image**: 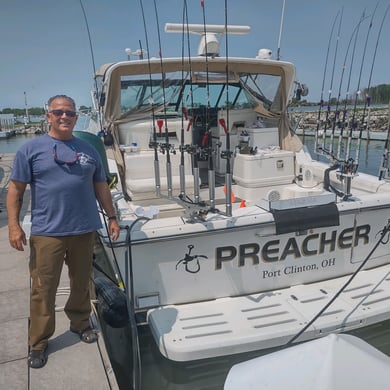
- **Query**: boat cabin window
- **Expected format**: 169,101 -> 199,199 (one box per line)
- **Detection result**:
119,71 -> 282,119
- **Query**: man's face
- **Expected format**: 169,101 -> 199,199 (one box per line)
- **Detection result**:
46,98 -> 78,140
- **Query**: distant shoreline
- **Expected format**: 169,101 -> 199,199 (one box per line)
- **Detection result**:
290,106 -> 388,133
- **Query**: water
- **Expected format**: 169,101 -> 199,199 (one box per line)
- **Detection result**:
0,114 -> 97,154
300,134 -> 385,177
0,133 -> 39,154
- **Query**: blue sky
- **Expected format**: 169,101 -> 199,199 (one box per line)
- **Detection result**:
1,0 -> 389,109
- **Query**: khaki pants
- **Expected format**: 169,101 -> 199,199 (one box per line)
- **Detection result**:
29,232 -> 95,350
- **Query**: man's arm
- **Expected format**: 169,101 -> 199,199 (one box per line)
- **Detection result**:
94,181 -> 120,241
7,180 -> 27,251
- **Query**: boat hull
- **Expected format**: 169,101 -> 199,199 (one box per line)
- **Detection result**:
98,199 -> 390,361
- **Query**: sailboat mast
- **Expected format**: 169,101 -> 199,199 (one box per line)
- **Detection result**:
24,91 -> 29,126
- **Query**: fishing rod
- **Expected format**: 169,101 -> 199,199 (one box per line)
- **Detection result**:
314,10 -> 340,156
179,9 -> 201,205
338,11 -> 366,199
200,0 -> 216,211
221,0 -> 233,217
153,0 -> 174,200
336,10 -> 366,161
78,0 -> 103,132
165,21 -> 204,209
181,3 -> 200,204
179,3 -> 188,199
379,101 -> 390,180
321,11 -> 368,199
178,1 -> 198,202
330,16 -> 358,160
356,4 -> 390,167
326,7 -> 343,157
166,8 -> 201,209
346,3 -> 379,174
139,0 -> 161,198
276,0 -> 286,61
344,10 -> 367,163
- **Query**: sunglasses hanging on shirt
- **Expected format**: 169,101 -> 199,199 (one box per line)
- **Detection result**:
52,144 -> 79,166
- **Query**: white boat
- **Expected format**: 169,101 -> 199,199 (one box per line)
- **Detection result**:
0,114 -> 16,138
88,17 -> 390,380
224,333 -> 390,389
0,129 -> 16,139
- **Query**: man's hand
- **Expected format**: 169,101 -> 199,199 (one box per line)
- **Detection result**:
9,224 -> 27,251
108,219 -> 120,241
6,180 -> 27,251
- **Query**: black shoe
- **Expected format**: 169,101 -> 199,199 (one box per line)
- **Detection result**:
70,326 -> 98,343
28,346 -> 48,369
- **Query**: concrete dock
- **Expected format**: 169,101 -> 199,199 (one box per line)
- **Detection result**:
0,153 -> 119,390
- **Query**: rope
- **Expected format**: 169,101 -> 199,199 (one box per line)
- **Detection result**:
286,219 -> 390,345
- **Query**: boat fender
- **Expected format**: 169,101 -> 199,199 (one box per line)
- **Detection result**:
94,277 -> 129,328
103,131 -> 113,146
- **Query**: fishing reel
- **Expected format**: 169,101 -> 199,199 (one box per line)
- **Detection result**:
338,158 -> 358,177
294,81 -> 309,101
159,142 -> 176,155
176,195 -> 209,222
220,149 -> 234,160
179,143 -> 194,154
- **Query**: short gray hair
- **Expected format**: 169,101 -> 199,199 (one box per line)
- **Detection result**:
47,95 -> 76,110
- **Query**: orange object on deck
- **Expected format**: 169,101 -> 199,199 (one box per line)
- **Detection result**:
223,185 -> 236,203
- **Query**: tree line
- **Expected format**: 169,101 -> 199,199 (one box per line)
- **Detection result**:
324,84 -> 390,106
291,83 -> 390,107
0,105 -> 92,116
364,84 -> 390,104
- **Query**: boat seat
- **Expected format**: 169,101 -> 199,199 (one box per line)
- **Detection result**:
118,118 -> 192,150
124,151 -> 194,195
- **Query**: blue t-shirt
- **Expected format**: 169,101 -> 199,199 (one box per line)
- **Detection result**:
11,133 -> 107,236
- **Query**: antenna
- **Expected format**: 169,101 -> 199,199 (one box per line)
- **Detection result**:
277,0 -> 286,60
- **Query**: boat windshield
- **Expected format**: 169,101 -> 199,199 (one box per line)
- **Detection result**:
119,70 -> 281,119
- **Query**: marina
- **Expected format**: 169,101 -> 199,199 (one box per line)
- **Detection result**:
2,1 -> 390,389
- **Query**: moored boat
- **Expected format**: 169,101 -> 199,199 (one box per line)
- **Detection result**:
0,129 -> 16,139
0,114 -> 16,139
82,5 -> 390,387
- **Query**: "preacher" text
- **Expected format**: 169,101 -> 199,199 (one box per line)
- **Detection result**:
215,224 -> 370,269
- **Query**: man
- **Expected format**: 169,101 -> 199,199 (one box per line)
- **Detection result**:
7,95 -> 120,369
